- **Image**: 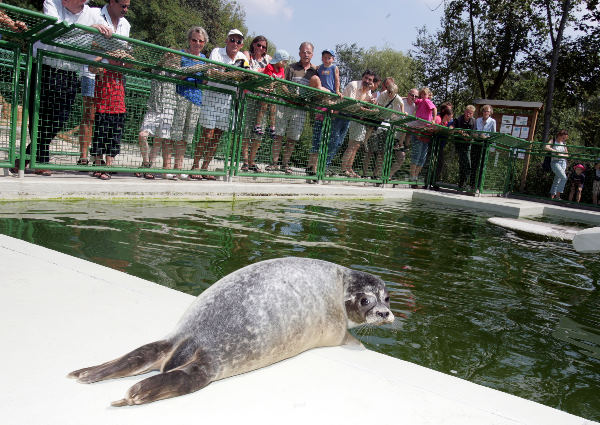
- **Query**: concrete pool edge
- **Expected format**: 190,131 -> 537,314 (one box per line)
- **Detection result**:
2,175 -> 600,225
0,234 -> 597,425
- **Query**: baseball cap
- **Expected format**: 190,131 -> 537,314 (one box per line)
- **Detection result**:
270,49 -> 290,64
227,29 -> 244,38
322,49 -> 335,57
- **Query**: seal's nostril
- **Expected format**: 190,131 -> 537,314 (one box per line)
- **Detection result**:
377,311 -> 390,318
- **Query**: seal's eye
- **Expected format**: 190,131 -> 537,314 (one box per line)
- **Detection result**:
384,296 -> 390,303
360,298 -> 370,306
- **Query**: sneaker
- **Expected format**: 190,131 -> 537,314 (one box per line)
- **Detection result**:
265,164 -> 279,172
267,127 -> 276,138
248,164 -> 261,173
240,163 -> 249,172
163,173 -> 177,180
253,125 -> 264,136
179,174 -> 189,180
282,165 -> 293,175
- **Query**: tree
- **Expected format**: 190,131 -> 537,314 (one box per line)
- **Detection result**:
410,0 -> 545,110
539,0 -> 574,145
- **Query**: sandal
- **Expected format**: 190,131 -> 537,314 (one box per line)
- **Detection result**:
282,165 -> 293,175
343,170 -> 360,178
77,158 -> 89,166
34,169 -> 52,176
265,164 -> 279,172
143,172 -> 155,180
98,172 -> 111,180
248,164 -> 261,173
135,162 -> 151,178
203,174 -> 217,180
190,174 -> 203,180
240,163 -> 249,172
92,171 -> 102,178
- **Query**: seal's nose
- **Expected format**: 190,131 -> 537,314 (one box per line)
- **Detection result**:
377,311 -> 390,318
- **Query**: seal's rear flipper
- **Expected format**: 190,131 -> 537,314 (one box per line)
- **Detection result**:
111,354 -> 213,406
67,340 -> 173,384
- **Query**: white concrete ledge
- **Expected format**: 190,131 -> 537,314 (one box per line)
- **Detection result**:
0,235 -> 596,425
573,227 -> 600,253
487,217 -> 581,241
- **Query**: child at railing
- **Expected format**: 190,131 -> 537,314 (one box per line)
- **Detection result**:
253,50 -> 289,139
568,164 -> 586,203
88,54 -> 133,180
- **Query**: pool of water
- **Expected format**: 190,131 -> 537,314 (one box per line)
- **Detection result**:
1,199 -> 599,421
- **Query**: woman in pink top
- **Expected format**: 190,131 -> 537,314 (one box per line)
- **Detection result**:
409,87 -> 437,183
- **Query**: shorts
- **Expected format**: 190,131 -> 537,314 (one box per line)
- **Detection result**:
198,89 -> 233,131
274,105 -> 305,140
594,179 -> 600,195
171,94 -> 201,143
348,121 -> 366,142
90,112 -> 125,157
80,75 -> 95,97
140,111 -> 174,139
410,135 -> 429,167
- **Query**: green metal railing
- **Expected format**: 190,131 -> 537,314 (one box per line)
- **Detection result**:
4,3 -> 599,206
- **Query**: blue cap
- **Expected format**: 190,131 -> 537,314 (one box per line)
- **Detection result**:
270,49 -> 290,64
322,49 -> 335,58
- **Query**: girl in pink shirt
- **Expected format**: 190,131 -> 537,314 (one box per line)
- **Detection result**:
414,87 -> 437,123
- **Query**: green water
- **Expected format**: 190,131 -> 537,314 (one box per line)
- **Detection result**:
1,199 -> 599,421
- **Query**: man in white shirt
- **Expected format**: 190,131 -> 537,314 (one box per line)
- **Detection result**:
192,29 -> 247,178
23,0 -> 112,176
332,70 -> 375,178
325,70 -> 375,174
77,0 -> 131,165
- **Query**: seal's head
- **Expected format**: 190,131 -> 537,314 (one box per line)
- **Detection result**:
344,271 -> 394,327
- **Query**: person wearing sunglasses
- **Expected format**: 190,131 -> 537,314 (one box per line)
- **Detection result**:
239,35 -> 271,173
192,29 -> 247,180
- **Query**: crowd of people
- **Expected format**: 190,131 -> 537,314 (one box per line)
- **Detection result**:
4,1 -> 595,202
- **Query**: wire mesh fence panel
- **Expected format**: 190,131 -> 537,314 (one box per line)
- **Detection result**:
234,93 -> 322,180
481,144 -> 513,194
30,50 -> 238,179
385,126 -> 438,187
0,46 -> 22,167
0,3 -> 57,40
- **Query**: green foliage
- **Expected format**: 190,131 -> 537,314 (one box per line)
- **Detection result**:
334,43 -> 418,95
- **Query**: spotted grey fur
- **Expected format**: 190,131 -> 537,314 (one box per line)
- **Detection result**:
68,257 -> 394,406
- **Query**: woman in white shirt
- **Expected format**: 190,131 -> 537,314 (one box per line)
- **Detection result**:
470,104 -> 497,191
544,129 -> 570,200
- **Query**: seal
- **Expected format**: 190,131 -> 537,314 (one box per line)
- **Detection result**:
68,257 -> 394,406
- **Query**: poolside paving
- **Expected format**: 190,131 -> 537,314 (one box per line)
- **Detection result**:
1,234 -> 597,425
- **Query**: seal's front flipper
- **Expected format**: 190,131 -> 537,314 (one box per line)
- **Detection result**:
68,340 -> 173,384
111,355 -> 213,406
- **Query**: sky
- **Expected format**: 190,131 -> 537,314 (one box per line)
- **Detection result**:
235,0 -> 445,58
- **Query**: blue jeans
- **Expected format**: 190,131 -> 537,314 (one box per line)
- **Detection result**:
326,117 -> 350,166
410,135 -> 429,167
310,119 -> 324,154
550,159 -> 567,195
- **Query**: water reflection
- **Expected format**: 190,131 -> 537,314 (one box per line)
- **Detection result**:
0,199 -> 598,421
